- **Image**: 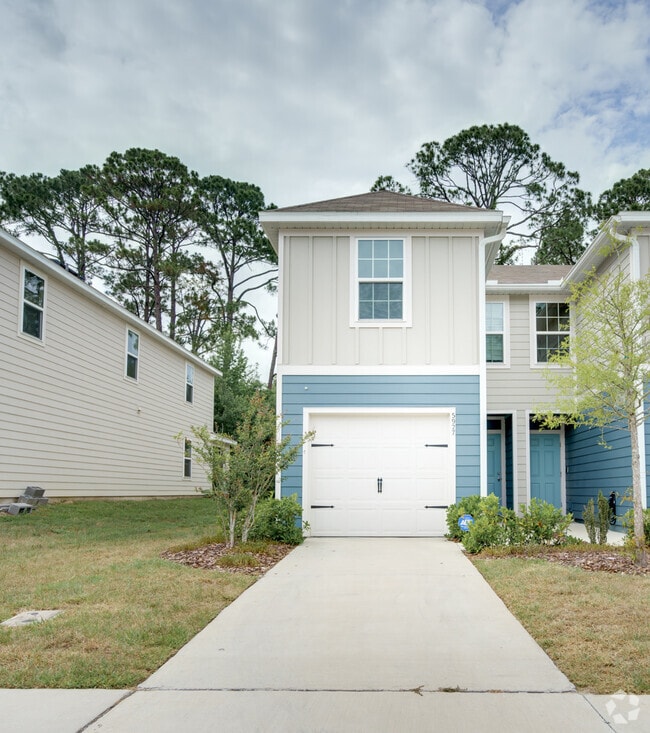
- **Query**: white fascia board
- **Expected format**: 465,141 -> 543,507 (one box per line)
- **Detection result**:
277,364 -> 481,376
1,227 -> 221,378
485,282 -> 568,295
260,210 -> 505,226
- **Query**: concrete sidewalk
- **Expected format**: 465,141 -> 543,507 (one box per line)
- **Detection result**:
3,538 -> 648,732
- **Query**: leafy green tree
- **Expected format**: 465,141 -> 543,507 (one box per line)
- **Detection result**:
210,328 -> 263,436
383,123 -> 586,263
99,148 -> 199,335
370,175 -> 412,195
595,168 -> 650,222
196,176 -> 277,339
535,249 -> 650,565
0,166 -> 109,281
186,393 -> 313,547
533,188 -> 593,265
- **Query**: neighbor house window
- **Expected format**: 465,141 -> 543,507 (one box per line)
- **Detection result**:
535,302 -> 570,363
185,363 -> 194,403
486,302 -> 505,363
21,268 -> 45,340
126,329 -> 139,380
183,439 -> 192,478
357,238 -> 404,320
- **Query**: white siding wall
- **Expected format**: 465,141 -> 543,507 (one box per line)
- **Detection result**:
0,245 -> 215,498
281,231 -> 480,367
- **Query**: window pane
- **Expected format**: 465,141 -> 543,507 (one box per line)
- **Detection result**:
22,304 -> 42,339
373,283 -> 388,300
359,300 -> 373,319
373,259 -> 388,278
358,240 -> 373,258
126,354 -> 138,379
389,259 -> 403,277
389,240 -> 403,258
358,260 -> 373,277
128,330 -> 139,356
389,300 -> 402,319
24,271 -> 44,307
388,282 -> 403,300
186,384 -> 194,403
486,334 -> 504,363
374,301 -> 388,319
359,283 -> 373,300
486,302 -> 503,331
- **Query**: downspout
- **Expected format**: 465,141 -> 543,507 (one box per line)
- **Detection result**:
479,222 -> 509,496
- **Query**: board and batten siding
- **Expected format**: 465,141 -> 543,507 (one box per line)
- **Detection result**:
0,244 -> 215,498
280,374 -> 480,506
280,232 -> 481,367
486,293 -> 566,508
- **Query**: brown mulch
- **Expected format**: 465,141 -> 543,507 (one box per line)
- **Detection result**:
161,542 -> 295,575
497,548 -> 650,575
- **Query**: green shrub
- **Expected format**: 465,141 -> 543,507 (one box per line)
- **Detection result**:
583,498 -> 597,543
623,507 -> 650,547
446,494 -> 487,540
597,491 -> 611,545
249,495 -> 304,545
518,498 -> 572,545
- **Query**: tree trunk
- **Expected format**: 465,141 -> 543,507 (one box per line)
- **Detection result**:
228,510 -> 237,549
267,334 -> 277,390
628,416 -> 647,566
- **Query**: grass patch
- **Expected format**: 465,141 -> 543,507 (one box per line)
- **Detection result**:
0,499 -> 253,688
474,555 -> 650,693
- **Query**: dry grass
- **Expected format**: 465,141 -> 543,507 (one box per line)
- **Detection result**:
0,499 -> 253,688
474,555 -> 650,694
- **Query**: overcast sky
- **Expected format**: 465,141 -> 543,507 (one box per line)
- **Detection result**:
2,0 -> 649,374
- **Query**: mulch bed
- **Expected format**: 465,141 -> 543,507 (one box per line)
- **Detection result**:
161,542 -> 295,575
481,548 -> 650,575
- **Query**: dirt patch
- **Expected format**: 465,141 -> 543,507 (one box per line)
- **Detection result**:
161,542 -> 296,575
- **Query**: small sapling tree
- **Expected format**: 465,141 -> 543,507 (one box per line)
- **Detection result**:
535,248 -> 650,565
183,393 -> 313,547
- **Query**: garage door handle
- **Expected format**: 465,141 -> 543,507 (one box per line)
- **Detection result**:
425,444 -> 448,448
311,505 -> 334,509
425,505 -> 448,509
377,477 -> 383,493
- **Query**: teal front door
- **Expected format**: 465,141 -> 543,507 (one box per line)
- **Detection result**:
530,432 -> 561,508
487,433 -> 502,503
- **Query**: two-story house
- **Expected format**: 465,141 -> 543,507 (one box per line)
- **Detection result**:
0,227 -> 219,499
261,193 -> 650,535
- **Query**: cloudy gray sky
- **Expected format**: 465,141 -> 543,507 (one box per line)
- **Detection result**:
3,0 -> 649,207
2,0 -> 649,373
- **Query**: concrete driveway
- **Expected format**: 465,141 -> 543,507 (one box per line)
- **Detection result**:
80,538 -> 623,732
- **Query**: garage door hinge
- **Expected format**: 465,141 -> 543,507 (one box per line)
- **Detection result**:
311,443 -> 334,447
425,443 -> 448,448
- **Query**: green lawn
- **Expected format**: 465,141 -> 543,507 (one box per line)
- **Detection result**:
0,499 -> 253,688
474,555 -> 650,694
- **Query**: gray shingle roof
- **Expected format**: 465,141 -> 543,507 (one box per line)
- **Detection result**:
487,265 -> 572,284
273,190 -> 489,214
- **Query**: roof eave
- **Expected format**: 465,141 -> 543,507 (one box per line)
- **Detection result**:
0,227 -> 221,378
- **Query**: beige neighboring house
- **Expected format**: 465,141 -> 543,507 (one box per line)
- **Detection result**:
0,227 -> 219,499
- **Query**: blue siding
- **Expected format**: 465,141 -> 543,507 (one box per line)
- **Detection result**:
281,374 -> 480,505
565,424 -> 633,524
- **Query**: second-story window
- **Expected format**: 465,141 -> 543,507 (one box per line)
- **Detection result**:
535,302 -> 569,363
21,268 -> 45,340
357,239 -> 404,320
126,329 -> 140,380
185,363 -> 194,403
486,302 -> 504,363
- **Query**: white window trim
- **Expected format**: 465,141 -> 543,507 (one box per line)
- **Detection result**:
349,235 -> 412,328
185,362 -> 194,404
529,297 -> 571,368
486,298 -> 509,368
125,327 -> 140,381
18,264 -> 46,343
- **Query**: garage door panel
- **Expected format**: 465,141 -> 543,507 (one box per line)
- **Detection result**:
307,412 -> 454,537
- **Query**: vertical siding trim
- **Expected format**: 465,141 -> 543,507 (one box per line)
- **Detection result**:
308,237 -> 314,364
332,239 -> 338,365
478,236 -> 488,495
448,240 -> 455,362
425,239 -> 431,364
279,233 -> 288,365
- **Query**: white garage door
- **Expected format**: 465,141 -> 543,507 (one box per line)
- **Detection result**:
306,410 -> 455,536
